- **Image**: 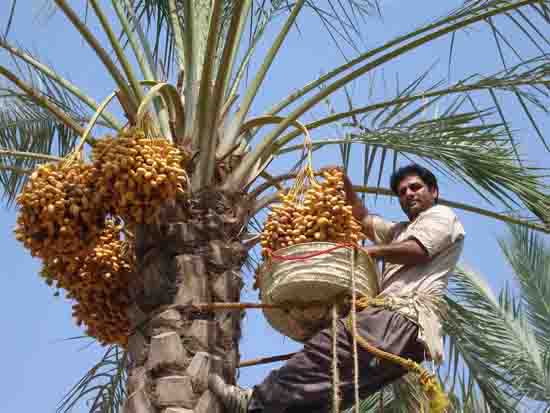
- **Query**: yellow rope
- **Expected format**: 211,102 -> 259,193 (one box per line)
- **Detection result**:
345,299 -> 449,413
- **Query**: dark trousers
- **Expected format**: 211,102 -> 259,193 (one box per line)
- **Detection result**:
248,307 -> 425,413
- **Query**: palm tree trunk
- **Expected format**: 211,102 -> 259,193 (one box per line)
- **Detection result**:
124,190 -> 248,413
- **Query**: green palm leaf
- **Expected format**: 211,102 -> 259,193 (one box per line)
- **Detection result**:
0,37 -> 121,129
273,55 -> 549,150
353,389 -> 393,413
57,344 -> 127,413
444,265 -> 549,410
278,108 -> 550,227
4,0 -> 17,37
129,0 -> 381,75
0,96 -> 82,204
499,225 -> 550,359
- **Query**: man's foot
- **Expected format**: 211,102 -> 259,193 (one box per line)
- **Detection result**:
208,374 -> 252,413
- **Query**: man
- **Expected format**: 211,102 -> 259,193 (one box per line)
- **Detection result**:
210,163 -> 465,413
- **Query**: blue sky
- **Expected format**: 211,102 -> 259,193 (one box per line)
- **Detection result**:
0,2 -> 548,412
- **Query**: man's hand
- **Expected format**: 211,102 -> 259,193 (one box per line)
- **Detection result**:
318,166 -> 368,221
341,174 -> 368,222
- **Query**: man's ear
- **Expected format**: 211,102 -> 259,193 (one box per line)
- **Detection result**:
430,186 -> 439,202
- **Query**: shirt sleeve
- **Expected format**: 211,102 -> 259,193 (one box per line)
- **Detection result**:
367,215 -> 399,245
407,206 -> 465,257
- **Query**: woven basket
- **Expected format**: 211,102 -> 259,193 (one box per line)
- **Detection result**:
260,242 -> 380,342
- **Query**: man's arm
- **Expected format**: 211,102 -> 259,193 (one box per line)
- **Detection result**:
341,174 -> 377,241
363,238 -> 430,266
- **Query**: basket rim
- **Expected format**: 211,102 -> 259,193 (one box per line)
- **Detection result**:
261,241 -> 378,272
270,241 -> 365,254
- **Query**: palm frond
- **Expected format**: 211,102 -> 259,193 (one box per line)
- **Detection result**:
354,388 -> 393,413
112,0 -> 160,82
444,266 -> 548,409
219,0 -> 306,159
449,372 -> 494,413
130,0 -> 381,76
4,0 -> 17,37
273,55 -> 549,152
279,107 -> 550,227
0,96 -> 82,205
385,374 -> 429,412
453,3 -> 550,151
498,225 -> 550,356
476,4 -> 549,73
0,37 -> 121,130
193,0 -> 230,189
266,53 -> 549,233
52,0 -> 138,119
263,0 -> 547,121
226,0 -> 545,190
88,0 -> 144,104
57,345 -> 127,413
0,65 -> 87,137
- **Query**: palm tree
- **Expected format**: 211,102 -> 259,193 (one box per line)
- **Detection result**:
1,1 -> 549,412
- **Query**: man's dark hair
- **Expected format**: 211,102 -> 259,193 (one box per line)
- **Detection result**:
390,164 -> 439,201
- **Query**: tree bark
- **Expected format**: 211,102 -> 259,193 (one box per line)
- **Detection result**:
124,192 -> 247,413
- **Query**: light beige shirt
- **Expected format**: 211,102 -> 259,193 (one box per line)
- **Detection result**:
368,204 -> 465,363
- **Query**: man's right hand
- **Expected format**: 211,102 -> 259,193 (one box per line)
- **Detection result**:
341,174 -> 368,222
318,166 -> 368,222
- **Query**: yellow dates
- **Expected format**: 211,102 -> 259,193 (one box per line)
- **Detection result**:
91,128 -> 189,224
261,167 -> 366,256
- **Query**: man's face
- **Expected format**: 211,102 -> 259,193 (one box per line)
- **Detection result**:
397,174 -> 438,220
